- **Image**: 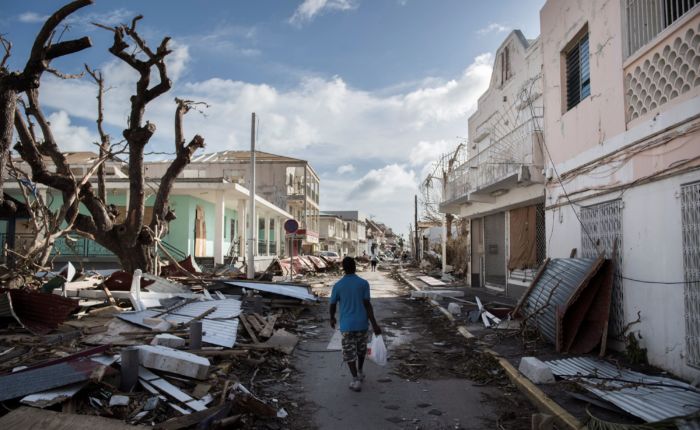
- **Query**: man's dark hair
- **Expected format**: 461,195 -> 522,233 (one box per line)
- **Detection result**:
342,256 -> 356,274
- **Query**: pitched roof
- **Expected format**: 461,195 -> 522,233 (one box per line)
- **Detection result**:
189,150 -> 308,164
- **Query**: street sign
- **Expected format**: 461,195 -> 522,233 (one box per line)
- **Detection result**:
284,219 -> 299,234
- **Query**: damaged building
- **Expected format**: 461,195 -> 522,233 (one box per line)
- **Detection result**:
440,30 -> 546,298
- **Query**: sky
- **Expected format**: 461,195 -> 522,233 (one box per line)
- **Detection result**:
0,0 -> 543,238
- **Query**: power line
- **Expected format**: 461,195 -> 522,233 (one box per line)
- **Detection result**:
525,78 -> 698,286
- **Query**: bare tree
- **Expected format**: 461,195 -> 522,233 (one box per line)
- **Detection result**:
0,0 -> 93,208
11,7 -> 204,273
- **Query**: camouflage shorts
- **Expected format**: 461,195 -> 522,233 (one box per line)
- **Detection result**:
341,330 -> 368,362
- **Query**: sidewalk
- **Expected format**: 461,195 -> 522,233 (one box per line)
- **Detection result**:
397,267 -> 587,430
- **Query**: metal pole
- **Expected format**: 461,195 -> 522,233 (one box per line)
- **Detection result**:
247,113 -> 256,279
441,213 -> 447,276
414,195 -> 419,261
119,347 -> 139,392
290,233 -> 295,281
189,320 -> 202,350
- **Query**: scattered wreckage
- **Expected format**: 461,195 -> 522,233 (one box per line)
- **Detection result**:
0,257 -> 330,428
405,253 -> 700,426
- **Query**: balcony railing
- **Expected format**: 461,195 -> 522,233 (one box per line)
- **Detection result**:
624,0 -> 699,58
0,233 -> 115,258
444,115 -> 543,203
258,240 -> 268,255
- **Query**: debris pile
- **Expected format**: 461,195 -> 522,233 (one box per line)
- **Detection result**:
0,263 -> 319,428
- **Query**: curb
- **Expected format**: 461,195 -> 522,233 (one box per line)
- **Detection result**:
396,269 -> 585,430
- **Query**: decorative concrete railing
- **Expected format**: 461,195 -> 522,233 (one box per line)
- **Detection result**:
624,9 -> 700,122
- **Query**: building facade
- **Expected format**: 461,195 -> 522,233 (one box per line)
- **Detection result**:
441,30 -> 546,297
323,211 -> 368,256
146,150 -> 321,255
318,213 -> 344,253
540,0 -> 700,378
3,151 -> 294,271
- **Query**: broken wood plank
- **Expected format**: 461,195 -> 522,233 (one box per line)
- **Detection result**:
102,286 -> 116,306
238,315 -> 260,344
258,314 -> 278,338
245,314 -> 264,333
188,349 -> 250,357
154,404 -> 231,430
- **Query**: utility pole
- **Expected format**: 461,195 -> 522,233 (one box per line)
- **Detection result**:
247,112 -> 256,279
414,194 -> 420,261
440,153 -> 447,277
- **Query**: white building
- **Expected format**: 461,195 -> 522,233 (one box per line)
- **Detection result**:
540,0 -> 700,378
441,30 -> 546,298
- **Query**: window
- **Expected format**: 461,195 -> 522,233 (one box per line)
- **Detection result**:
500,46 -> 511,86
565,31 -> 590,110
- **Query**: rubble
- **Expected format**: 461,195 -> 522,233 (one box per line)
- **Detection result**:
136,345 -> 210,380
0,260 -> 320,428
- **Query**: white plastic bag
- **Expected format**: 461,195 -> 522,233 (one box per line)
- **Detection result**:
367,334 -> 387,366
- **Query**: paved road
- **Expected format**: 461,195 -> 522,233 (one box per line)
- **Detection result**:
295,269 -> 501,430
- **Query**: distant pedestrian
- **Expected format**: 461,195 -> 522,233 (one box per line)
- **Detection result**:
370,251 -> 378,272
330,257 -> 381,392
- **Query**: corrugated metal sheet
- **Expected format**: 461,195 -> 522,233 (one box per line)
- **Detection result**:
174,299 -> 241,319
0,289 -> 79,334
0,359 -> 106,402
226,281 -> 317,301
118,298 -> 241,348
547,357 -> 700,422
518,258 -> 600,344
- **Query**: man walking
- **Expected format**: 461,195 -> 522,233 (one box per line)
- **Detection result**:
330,257 -> 381,392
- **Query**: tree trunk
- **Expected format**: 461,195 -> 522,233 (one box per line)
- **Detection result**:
113,242 -> 152,273
0,85 -> 17,204
96,229 -> 153,273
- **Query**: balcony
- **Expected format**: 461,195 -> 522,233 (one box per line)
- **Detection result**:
623,5 -> 700,123
442,115 -> 544,210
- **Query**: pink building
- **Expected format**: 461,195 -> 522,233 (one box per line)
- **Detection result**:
541,0 -> 700,378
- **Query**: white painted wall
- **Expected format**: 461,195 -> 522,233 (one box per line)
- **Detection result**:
547,169 -> 700,380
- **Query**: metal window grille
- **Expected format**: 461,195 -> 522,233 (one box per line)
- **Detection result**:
536,203 -> 546,264
682,181 -> 700,367
624,0 -> 699,58
580,199 -> 625,337
566,32 -> 591,110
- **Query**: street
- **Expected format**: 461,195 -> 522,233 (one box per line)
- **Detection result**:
293,268 -> 534,430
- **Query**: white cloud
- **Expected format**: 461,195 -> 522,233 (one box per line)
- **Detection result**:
477,22 -> 511,35
69,8 -> 134,30
409,140 -> 454,166
166,41 -> 190,83
186,25 -> 261,57
337,164 -> 355,174
18,12 -> 49,23
289,0 -> 358,27
38,49 -> 492,236
42,111 -> 99,153
322,164 -> 419,236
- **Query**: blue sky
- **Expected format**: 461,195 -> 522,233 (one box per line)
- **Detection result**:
0,0 -> 543,236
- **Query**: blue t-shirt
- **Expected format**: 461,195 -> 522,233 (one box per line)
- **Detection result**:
330,274 -> 370,332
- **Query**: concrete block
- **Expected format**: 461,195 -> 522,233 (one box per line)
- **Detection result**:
447,303 -> 461,315
136,345 -> 210,380
518,357 -> 555,384
151,334 -> 186,349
